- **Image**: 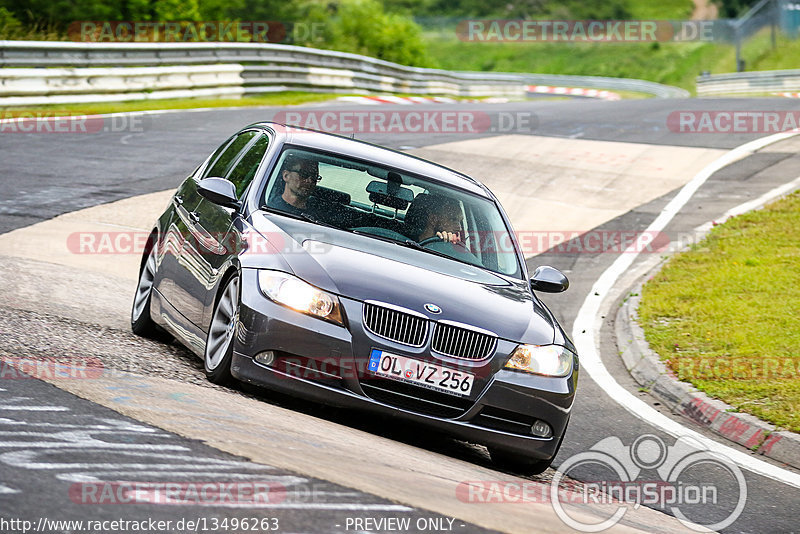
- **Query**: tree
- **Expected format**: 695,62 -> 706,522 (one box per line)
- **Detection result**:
294,0 -> 433,66
712,0 -> 759,18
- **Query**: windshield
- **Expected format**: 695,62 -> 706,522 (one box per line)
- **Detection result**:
261,146 -> 522,278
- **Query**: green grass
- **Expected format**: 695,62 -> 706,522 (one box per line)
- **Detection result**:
427,39 -> 735,92
742,32 -> 800,72
0,91 -> 498,115
416,0 -> 720,92
626,0 -> 695,19
0,92 -> 349,114
424,23 -> 800,94
638,191 -> 800,432
603,89 -> 653,99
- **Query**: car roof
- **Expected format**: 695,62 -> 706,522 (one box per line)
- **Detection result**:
251,122 -> 492,198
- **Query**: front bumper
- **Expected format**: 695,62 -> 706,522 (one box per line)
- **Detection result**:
231,269 -> 577,461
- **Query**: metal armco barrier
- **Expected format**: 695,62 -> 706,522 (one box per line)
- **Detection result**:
697,69 -> 800,96
0,64 -> 244,106
0,40 -> 689,104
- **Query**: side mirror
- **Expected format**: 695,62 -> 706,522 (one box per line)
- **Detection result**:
530,265 -> 569,293
198,177 -> 240,210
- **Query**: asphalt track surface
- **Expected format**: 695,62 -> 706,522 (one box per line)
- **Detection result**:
4,97 -> 800,234
1,97 -> 800,533
0,373 -> 479,533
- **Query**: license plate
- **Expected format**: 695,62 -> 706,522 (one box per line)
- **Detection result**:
367,349 -> 474,396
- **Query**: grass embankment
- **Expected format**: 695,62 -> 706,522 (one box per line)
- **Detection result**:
638,191 -> 800,432
0,92 -> 348,115
427,40 -> 733,92
0,91 -> 499,115
423,0 -> 800,95
425,31 -> 800,93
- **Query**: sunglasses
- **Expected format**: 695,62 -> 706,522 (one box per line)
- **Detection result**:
288,167 -> 322,181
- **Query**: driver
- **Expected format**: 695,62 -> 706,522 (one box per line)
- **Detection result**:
408,194 -> 464,245
271,155 -> 321,215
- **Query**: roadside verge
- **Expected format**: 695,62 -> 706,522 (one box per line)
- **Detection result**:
614,178 -> 800,470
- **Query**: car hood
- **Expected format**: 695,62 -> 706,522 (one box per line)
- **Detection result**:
245,213 -> 556,344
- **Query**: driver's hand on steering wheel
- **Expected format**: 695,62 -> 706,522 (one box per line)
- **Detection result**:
436,231 -> 462,245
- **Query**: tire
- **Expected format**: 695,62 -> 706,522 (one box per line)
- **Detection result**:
131,240 -> 163,339
489,449 -> 554,476
204,274 -> 239,385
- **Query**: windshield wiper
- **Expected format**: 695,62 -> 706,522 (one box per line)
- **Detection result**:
259,206 -> 341,230
348,229 -> 397,243
261,212 -> 459,262
395,238 -> 454,261
297,212 -> 342,229
348,230 -> 455,261
400,238 -> 423,250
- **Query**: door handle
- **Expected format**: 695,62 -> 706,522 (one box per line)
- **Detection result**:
188,211 -> 200,224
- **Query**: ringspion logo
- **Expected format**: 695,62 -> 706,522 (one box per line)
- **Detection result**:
458,435 -> 747,532
550,435 -> 746,531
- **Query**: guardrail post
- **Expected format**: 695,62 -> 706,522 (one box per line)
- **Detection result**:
735,26 -> 744,72
771,0 -> 778,49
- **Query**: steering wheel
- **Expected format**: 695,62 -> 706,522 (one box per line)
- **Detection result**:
419,233 -> 473,247
418,236 -> 473,256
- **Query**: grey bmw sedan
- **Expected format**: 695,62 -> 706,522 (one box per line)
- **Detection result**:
131,122 -> 578,474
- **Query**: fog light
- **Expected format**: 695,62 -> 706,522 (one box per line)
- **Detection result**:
531,420 -> 552,438
255,351 -> 275,366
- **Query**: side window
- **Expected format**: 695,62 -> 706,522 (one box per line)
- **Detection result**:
225,134 -> 269,198
202,131 -> 258,180
197,139 -> 233,179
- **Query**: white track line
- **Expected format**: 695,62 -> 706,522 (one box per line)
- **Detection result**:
695,175 -> 800,235
572,128 -> 800,489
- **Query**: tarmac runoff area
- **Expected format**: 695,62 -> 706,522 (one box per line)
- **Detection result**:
0,134 -> 734,533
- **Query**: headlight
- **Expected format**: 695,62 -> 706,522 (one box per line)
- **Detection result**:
257,270 -> 344,326
504,344 -> 574,377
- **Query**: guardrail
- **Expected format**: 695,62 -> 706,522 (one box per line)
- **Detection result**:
697,69 -> 800,96
0,40 -> 689,104
0,64 -> 244,106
